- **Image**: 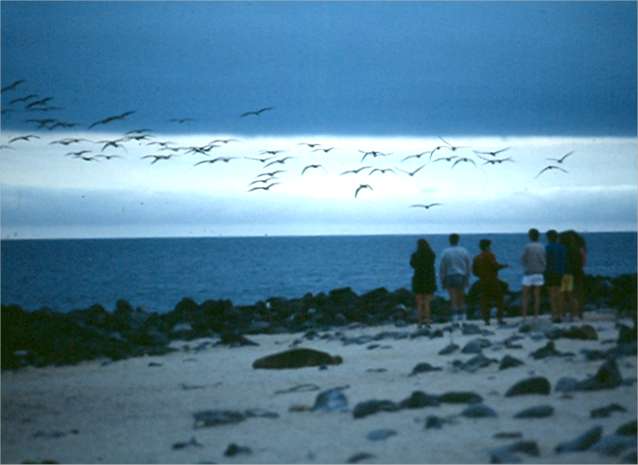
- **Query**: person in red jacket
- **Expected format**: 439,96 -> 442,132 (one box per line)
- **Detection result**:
472,239 -> 508,325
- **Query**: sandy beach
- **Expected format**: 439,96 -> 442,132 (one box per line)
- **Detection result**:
2,312 -> 636,464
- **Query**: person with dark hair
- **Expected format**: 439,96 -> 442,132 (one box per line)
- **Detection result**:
440,233 -> 472,322
410,239 -> 437,327
545,229 -> 566,322
521,228 -> 545,320
472,239 -> 508,325
560,230 -> 586,320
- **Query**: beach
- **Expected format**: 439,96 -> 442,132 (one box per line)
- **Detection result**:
2,312 -> 636,464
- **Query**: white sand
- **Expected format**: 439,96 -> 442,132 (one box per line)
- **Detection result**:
1,313 -> 636,464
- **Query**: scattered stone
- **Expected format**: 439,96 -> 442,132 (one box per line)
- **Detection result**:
410,362 -> 443,376
576,358 -> 622,391
530,341 -> 572,359
244,408 -> 279,419
274,383 -> 321,395
554,377 -> 579,393
616,420 -> 637,437
193,410 -> 245,428
494,432 -> 523,440
288,404 -> 312,412
366,429 -> 397,441
590,403 -> 627,418
216,332 -> 259,347
399,391 -> 440,409
424,415 -> 445,429
455,353 -> 497,372
438,343 -> 459,355
592,435 -> 636,456
499,355 -> 524,370
462,323 -> 483,335
353,400 -> 400,419
555,425 -> 603,453
148,362 -> 163,367
507,440 -> 540,456
180,383 -> 206,391
438,391 -> 483,404
347,452 -> 376,464
429,329 -> 444,339
462,338 -> 491,354
410,328 -> 431,339
312,387 -> 349,413
224,443 -> 252,457
172,437 -> 203,450
252,348 -> 343,369
514,405 -> 554,419
461,404 -> 497,418
581,349 -> 609,361
552,325 -> 599,340
505,377 -> 551,397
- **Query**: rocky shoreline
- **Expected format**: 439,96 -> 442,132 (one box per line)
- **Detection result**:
2,273 -> 636,369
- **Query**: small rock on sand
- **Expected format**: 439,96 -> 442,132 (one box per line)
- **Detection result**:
555,425 -> 603,453
252,348 -> 343,369
505,377 -> 551,397
513,405 -> 554,419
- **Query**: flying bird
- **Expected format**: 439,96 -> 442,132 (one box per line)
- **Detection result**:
1,80 -> 26,93
480,156 -> 514,165
25,97 -> 53,109
98,138 -> 127,151
10,94 -> 38,105
240,107 -> 274,117
142,154 -> 174,164
248,182 -> 279,192
169,118 -> 193,124
312,147 -> 334,153
410,203 -> 442,210
452,157 -> 477,168
301,164 -> 323,175
193,157 -> 236,166
402,151 -> 430,162
244,156 -> 275,163
96,154 -> 122,160
66,150 -> 92,157
264,156 -> 294,168
439,136 -> 468,152
9,134 -> 40,143
298,142 -> 321,148
261,149 -> 285,156
547,151 -> 574,164
433,155 -> 458,163
354,184 -> 373,198
88,111 -> 135,129
257,170 -> 286,178
50,137 -> 90,146
397,164 -> 427,177
360,150 -> 390,162
474,147 -> 510,157
249,177 -> 279,186
535,165 -> 568,178
340,166 -> 371,175
369,168 -> 395,175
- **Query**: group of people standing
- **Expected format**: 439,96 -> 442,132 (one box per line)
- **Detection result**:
409,229 -> 586,327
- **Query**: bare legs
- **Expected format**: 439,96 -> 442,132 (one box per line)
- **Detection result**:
548,286 -> 563,321
447,287 -> 465,320
522,286 -> 541,319
416,293 -> 433,325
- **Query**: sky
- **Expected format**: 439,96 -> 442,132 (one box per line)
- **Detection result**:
0,1 -> 636,239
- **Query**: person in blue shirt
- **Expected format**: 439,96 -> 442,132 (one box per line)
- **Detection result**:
545,229 -> 566,322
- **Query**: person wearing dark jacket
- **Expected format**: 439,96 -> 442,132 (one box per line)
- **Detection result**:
410,239 -> 437,327
472,239 -> 508,325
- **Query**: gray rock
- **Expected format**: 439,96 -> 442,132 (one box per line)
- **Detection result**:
399,391 -> 440,409
592,435 -> 636,456
462,338 -> 491,354
462,323 -> 483,335
224,443 -> 252,457
193,410 -> 246,428
514,405 -> 554,419
555,425 -> 603,453
274,383 -> 321,395
460,353 -> 497,372
493,432 -> 523,440
576,358 -> 623,391
461,404 -> 498,418
438,391 -> 483,404
353,400 -> 400,419
244,408 -> 279,419
424,415 -> 446,429
616,420 -> 637,437
438,343 -> 459,355
590,403 -> 627,418
410,362 -> 443,376
172,437 -> 203,450
366,429 -> 397,441
505,376 -> 551,397
530,341 -> 572,359
499,355 -> 524,370
312,387 -> 349,413
347,452 -> 376,463
252,348 -> 342,369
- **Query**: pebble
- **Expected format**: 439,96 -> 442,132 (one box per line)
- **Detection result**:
366,429 -> 397,441
424,415 -> 445,429
513,405 -> 554,419
590,403 -> 627,418
252,348 -> 343,369
274,383 -> 321,395
499,355 -> 524,370
493,432 -> 523,439
438,391 -> 483,404
576,358 -> 623,391
616,420 -> 637,436
438,343 -> 459,355
529,341 -> 572,359
461,338 -> 491,354
224,443 -> 252,457
399,391 -> 440,409
461,403 -> 497,418
505,376 -> 551,397
555,425 -> 603,453
347,452 -> 376,463
312,387 -> 349,413
172,437 -> 203,450
410,362 -> 443,376
353,400 -> 400,419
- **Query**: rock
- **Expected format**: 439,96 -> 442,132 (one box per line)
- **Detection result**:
506,440 -> 540,456
193,410 -> 246,428
410,328 -> 431,339
462,338 -> 491,354
438,343 -> 459,355
489,440 -> 539,463
592,435 -> 636,456
499,355 -> 524,370
274,383 -> 321,395
457,353 -> 497,372
616,420 -> 637,437
461,404 -> 498,418
530,341 -> 572,359
576,358 -> 623,391
590,403 -> 627,418
366,429 -> 397,441
410,362 -> 443,376
312,388 -> 349,413
252,348 -> 342,369
429,329 -> 444,339
438,391 -> 483,404
244,408 -> 279,419
224,443 -> 252,457
581,349 -> 609,361
399,391 -> 440,409
513,405 -> 554,419
217,332 -> 259,347
353,400 -> 400,419
347,452 -> 376,463
172,437 -> 203,450
555,377 -> 579,393
555,425 -> 603,453
462,323 -> 483,335
505,377 -> 551,397
561,325 -> 598,340
493,432 -> 523,439
424,415 -> 446,429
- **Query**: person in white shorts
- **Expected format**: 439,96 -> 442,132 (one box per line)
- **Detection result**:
520,228 -> 546,319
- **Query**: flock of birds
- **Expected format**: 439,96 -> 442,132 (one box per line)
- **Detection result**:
1,79 -> 577,208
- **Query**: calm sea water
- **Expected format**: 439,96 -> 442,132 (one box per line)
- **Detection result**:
1,232 -> 636,313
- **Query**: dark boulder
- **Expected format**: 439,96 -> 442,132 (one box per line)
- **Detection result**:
462,338 -> 491,354
616,420 -> 637,437
513,405 -> 554,419
555,425 -> 603,453
352,400 -> 400,419
347,452 -> 376,463
312,388 -> 349,413
461,404 -> 497,418
438,343 -> 459,355
193,410 -> 246,428
398,391 -> 440,409
575,358 -> 622,391
530,341 -> 572,359
252,348 -> 342,369
409,362 -> 443,376
224,443 -> 252,457
505,377 -> 551,397
499,355 -> 524,370
438,391 -> 483,404
590,403 -> 627,418
216,332 -> 259,347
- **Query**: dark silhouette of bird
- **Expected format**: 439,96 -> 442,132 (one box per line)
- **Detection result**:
249,177 -> 279,186
535,165 -> 568,178
257,170 -> 286,178
397,164 -> 426,177
340,166 -> 371,175
211,138 -> 238,145
142,154 -> 174,164
9,134 -> 40,143
125,134 -> 152,142
194,157 -> 236,166
480,156 -> 514,165
433,155 -> 458,163
75,155 -> 99,162
452,157 -> 476,168
50,137 -> 90,146
369,168 -> 395,175
241,107 -> 274,117
48,121 -> 78,130
126,128 -> 152,135
474,147 -> 510,157
25,97 -> 53,109
89,111 -> 135,129
9,94 -> 38,105
299,142 -> 321,148
301,164 -> 323,175
264,156 -> 294,168
1,80 -> 25,93
439,136 -> 468,152
26,105 -> 64,113
66,150 -> 92,157
354,184 -> 373,198
169,118 -> 193,124
312,147 -> 334,153
402,151 -> 429,162
261,149 -> 284,156
248,182 -> 279,192
98,138 -> 127,151
96,154 -> 122,160
245,156 -> 275,163
360,150 -> 390,162
410,203 -> 442,209
147,140 -> 175,148
547,151 -> 574,164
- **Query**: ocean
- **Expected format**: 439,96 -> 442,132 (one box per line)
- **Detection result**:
1,232 -> 636,313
